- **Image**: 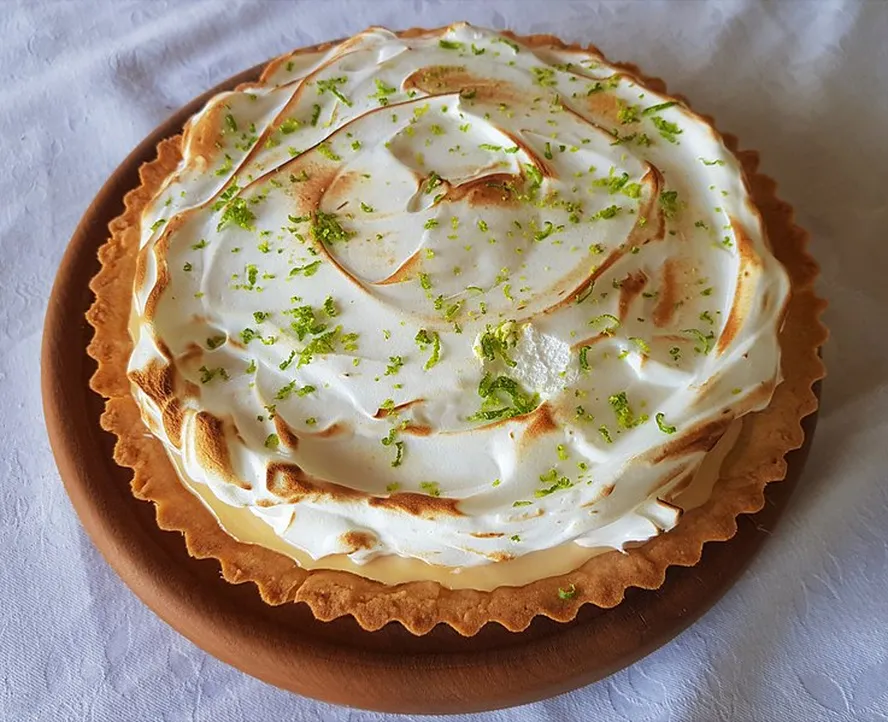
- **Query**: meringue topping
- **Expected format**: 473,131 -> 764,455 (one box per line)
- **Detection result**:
128,23 -> 790,573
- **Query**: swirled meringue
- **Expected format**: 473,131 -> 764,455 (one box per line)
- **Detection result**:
128,23 -> 789,573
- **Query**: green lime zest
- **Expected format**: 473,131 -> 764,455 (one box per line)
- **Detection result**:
289,260 -> 322,277
682,327 -> 716,354
651,115 -> 682,143
589,314 -> 620,336
310,210 -> 352,244
655,412 -> 676,434
642,101 -> 677,116
659,190 -> 680,218
316,76 -> 352,107
317,142 -> 341,161
415,329 -> 441,370
419,481 -> 441,497
608,391 -> 648,429
279,118 -> 300,134
369,78 -> 397,105
468,373 -> 539,423
532,67 -> 557,87
475,320 -> 519,367
391,440 -> 405,467
198,366 -> 229,383
618,103 -> 641,124
533,220 -> 556,241
385,356 -> 404,376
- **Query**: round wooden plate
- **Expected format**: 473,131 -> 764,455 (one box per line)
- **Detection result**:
42,63 -> 819,715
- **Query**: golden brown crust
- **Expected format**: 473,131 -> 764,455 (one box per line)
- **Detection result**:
86,27 -> 827,636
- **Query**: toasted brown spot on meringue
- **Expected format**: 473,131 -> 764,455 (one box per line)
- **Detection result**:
717,217 -> 763,354
618,270 -> 648,320
486,551 -> 515,563
273,416 -> 300,450
323,170 -> 364,211
402,423 -> 433,437
653,259 -> 680,327
155,337 -> 173,362
128,359 -> 186,443
629,164 -> 666,244
404,65 -> 523,106
369,491 -> 463,518
128,358 -> 173,408
160,398 -> 185,444
372,249 -> 423,285
193,411 -> 248,489
285,160 -> 341,211
143,255 -> 169,323
183,103 -> 224,167
341,530 -> 377,552
266,462 -> 364,503
470,531 -> 505,539
143,214 -> 189,322
373,398 -> 425,419
442,172 -> 523,208
520,402 -> 558,446
648,417 -> 733,465
585,88 -> 622,118
179,342 -> 204,365
304,422 -> 349,439
569,333 -> 610,352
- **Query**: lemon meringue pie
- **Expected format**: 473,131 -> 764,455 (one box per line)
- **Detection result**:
88,23 -> 825,634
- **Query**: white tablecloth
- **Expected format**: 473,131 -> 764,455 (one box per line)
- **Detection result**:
5,1 -> 887,719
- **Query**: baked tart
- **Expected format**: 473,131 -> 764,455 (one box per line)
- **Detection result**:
87,23 -> 826,635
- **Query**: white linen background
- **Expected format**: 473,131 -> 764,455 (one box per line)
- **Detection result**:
2,0 -> 886,720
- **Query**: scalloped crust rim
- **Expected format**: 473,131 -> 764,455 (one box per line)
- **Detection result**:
85,28 -> 827,637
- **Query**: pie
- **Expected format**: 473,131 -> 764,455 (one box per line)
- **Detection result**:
87,23 -> 826,635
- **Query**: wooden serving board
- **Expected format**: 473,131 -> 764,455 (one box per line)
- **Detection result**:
41,63 -> 818,714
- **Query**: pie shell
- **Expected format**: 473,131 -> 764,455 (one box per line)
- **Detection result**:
86,29 -> 827,636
